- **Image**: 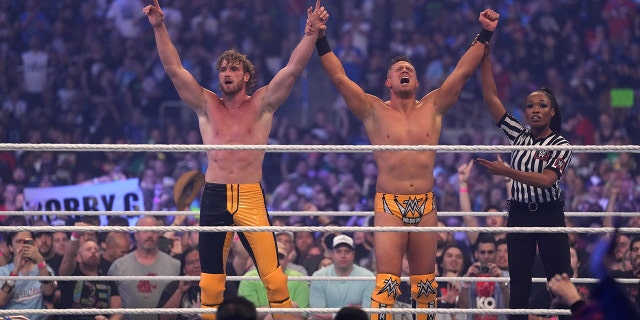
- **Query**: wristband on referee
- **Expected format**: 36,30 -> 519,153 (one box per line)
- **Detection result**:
70,232 -> 80,241
316,36 -> 331,56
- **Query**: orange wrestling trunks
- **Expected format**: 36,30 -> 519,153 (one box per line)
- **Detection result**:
374,192 -> 436,225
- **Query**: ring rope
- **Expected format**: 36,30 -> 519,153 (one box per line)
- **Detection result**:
3,225 -> 639,234
1,143 -> 638,153
0,307 -> 571,316
6,210 -> 638,218
3,144 -> 632,318
3,275 -> 637,285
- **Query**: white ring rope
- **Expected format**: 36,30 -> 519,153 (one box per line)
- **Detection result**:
3,225 -> 640,234
3,275 -> 638,285
1,143 -> 639,153
5,210 -> 639,218
2,144 -> 634,318
0,307 -> 571,316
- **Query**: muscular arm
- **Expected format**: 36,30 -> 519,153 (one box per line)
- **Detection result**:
432,9 -> 499,115
259,32 -> 318,113
146,0 -> 208,112
480,54 -> 507,123
260,0 -> 327,113
319,51 -> 374,121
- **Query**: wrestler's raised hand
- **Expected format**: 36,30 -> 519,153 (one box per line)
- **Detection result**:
305,0 -> 329,36
479,9 -> 499,31
143,0 -> 164,28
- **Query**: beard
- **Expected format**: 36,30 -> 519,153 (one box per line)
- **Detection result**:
220,81 -> 243,96
82,256 -> 100,268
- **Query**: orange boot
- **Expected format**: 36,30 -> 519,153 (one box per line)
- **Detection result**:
410,274 -> 438,320
200,273 -> 226,320
370,273 -> 402,320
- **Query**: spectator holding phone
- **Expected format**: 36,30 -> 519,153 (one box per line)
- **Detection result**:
0,231 -> 56,320
457,234 -> 509,320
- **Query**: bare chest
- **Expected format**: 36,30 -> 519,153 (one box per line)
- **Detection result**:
368,107 -> 440,145
205,105 -> 269,144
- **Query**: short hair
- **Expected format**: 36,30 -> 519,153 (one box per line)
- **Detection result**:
630,236 -> 640,252
387,55 -> 413,77
335,306 -> 368,320
217,296 -> 257,320
215,49 -> 256,93
32,220 -> 52,238
474,233 -> 497,252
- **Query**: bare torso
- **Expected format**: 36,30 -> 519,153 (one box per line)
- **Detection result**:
197,91 -> 273,184
364,96 -> 441,194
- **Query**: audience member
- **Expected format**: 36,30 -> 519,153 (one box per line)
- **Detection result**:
275,231 -> 308,276
217,296 -> 258,320
107,216 -> 180,320
0,231 -> 56,320
157,246 -> 202,320
100,232 -> 132,275
309,235 -> 374,320
334,306 -> 368,320
294,231 -> 323,276
31,219 -> 64,275
238,242 -> 309,320
458,234 -> 509,320
435,244 -> 469,320
51,230 -> 69,256
57,239 -> 122,320
495,239 -> 509,273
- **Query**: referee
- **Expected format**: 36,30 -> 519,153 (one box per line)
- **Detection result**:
475,53 -> 573,320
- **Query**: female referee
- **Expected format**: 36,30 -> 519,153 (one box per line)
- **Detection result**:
474,52 -> 573,320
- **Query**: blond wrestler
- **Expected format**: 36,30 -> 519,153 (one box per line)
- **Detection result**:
313,9 -> 499,320
144,1 -> 329,319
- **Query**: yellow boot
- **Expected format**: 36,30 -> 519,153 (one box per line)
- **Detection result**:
410,274 -> 438,320
200,273 -> 226,320
370,273 -> 402,320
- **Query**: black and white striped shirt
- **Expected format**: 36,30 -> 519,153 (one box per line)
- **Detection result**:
498,113 -> 572,203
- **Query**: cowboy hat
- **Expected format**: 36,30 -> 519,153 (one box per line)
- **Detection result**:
173,170 -> 205,210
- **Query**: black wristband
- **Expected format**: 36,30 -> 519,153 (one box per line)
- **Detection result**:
316,36 -> 331,56
475,28 -> 493,45
569,300 -> 586,313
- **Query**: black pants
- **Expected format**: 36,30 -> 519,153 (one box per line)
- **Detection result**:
506,200 -> 571,320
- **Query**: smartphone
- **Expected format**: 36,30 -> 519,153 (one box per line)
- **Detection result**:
24,238 -> 34,246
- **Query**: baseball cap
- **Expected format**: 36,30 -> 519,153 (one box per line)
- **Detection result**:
332,234 -> 354,250
276,242 -> 288,257
275,231 -> 294,241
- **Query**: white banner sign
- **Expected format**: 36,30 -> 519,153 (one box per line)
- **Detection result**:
24,178 -> 144,212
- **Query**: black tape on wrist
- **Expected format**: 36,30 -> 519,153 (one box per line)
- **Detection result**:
476,28 -> 493,45
316,37 -> 331,56
570,300 -> 586,313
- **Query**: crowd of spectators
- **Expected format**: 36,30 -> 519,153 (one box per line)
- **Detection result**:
0,0 -> 640,318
